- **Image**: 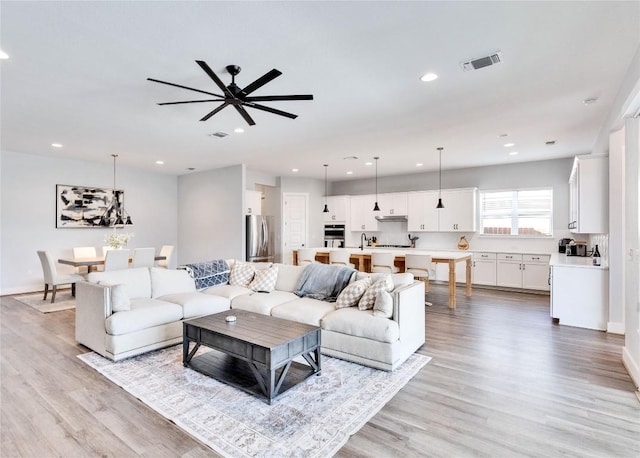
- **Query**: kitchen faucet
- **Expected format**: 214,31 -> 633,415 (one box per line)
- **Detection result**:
360,232 -> 367,251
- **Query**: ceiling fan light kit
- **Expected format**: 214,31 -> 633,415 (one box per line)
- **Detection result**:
148,61 -> 313,126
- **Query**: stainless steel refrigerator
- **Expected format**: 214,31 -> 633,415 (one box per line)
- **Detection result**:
246,215 -> 274,262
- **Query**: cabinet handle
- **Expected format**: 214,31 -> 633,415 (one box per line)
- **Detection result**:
506,255 -> 513,259
247,208 -> 252,214
532,256 -> 539,260
481,254 -> 488,258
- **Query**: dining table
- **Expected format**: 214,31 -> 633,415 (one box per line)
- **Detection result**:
58,255 -> 166,272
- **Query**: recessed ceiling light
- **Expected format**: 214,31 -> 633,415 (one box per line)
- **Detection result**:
503,143 -> 515,147
0,50 -> 9,60
420,72 -> 438,82
583,97 -> 598,105
234,128 -> 245,133
346,171 -> 353,175
508,151 -> 519,156
51,143 -> 63,148
291,168 -> 299,172
155,160 -> 164,165
416,163 -> 424,167
365,162 -> 373,166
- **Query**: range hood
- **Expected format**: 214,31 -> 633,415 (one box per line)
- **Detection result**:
375,215 -> 408,222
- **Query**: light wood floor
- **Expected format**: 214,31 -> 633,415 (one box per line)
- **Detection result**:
2,285 -> 639,457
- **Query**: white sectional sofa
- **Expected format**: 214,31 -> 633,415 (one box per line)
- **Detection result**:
76,261 -> 426,370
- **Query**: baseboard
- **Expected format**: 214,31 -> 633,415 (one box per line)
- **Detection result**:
622,346 -> 640,390
607,321 -> 625,334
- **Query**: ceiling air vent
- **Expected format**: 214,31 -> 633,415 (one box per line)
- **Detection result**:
461,51 -> 503,72
209,131 -> 229,138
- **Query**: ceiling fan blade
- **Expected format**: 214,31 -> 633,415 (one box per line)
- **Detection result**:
147,78 -> 222,98
241,69 -> 282,96
200,102 -> 230,121
245,94 -> 314,102
195,60 -> 234,97
158,99 -> 224,106
246,102 -> 298,119
233,104 -> 256,126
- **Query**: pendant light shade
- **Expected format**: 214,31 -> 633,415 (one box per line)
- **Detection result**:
373,156 -> 380,212
322,164 -> 329,213
99,154 -> 133,227
436,147 -> 444,209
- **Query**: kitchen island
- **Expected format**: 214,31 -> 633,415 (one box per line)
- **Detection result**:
293,248 -> 472,309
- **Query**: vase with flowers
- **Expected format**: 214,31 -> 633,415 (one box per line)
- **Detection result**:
105,231 -> 134,250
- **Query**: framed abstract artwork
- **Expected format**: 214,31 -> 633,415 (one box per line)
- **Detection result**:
56,184 -> 124,228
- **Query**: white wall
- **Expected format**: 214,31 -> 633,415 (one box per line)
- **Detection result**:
177,165 -> 245,264
0,150 -> 178,294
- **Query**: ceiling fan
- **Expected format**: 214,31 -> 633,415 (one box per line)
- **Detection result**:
147,61 -> 313,126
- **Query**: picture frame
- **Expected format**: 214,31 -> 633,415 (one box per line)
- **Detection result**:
56,184 -> 124,228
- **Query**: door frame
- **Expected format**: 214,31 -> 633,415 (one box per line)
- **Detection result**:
282,192 -> 309,265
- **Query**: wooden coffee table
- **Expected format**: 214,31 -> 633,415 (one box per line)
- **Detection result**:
182,310 -> 321,404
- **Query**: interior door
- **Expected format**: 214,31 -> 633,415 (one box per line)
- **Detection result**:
282,193 -> 308,264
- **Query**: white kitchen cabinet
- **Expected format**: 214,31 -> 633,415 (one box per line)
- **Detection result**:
407,191 -> 438,231
377,192 -> 408,216
349,195 -> 379,232
521,254 -> 550,291
550,264 -> 608,330
438,188 -> 477,232
568,155 -> 608,234
246,190 -> 262,215
323,196 -> 349,223
497,253 -> 523,288
473,252 -> 497,286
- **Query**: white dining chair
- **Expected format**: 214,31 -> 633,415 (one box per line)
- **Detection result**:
157,245 -> 174,268
329,251 -> 355,269
297,248 -> 316,266
73,246 -> 97,274
132,247 -> 156,268
371,252 -> 399,273
405,253 -> 433,306
102,245 -> 113,257
104,249 -> 130,271
37,251 -> 84,303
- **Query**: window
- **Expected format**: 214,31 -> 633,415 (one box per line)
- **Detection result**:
479,188 -> 553,236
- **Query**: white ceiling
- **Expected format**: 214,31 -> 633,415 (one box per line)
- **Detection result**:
1,1 -> 639,180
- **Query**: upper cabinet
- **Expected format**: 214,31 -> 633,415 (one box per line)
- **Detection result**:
568,156 -> 608,234
246,190 -> 262,215
323,196 -> 349,223
350,195 -> 379,232
408,188 -> 477,232
377,192 -> 408,217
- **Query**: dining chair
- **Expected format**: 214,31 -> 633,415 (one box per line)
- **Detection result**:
73,246 -> 97,274
405,253 -> 433,306
296,248 -> 316,266
104,249 -> 130,271
329,251 -> 355,269
37,251 -> 84,303
157,245 -> 174,268
371,252 -> 399,273
132,247 -> 156,268
102,246 -> 113,257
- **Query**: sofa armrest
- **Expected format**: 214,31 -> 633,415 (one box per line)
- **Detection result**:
392,280 -> 426,346
75,281 -> 112,356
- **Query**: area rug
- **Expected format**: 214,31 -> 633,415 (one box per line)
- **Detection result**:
78,346 -> 430,457
14,291 -> 75,313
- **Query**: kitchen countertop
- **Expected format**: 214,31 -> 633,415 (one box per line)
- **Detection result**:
549,252 -> 608,269
311,247 -> 472,259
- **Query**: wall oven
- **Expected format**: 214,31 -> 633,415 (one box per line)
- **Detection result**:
324,224 -> 345,248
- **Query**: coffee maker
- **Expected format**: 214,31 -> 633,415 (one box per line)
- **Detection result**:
558,238 -> 572,253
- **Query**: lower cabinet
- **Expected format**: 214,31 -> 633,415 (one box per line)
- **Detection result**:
496,253 -> 550,291
550,265 -> 608,330
496,253 -> 523,288
473,252 -> 497,286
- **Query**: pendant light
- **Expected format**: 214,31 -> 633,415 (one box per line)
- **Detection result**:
373,156 -> 380,212
436,147 -> 444,209
99,154 -> 133,227
322,164 -> 330,213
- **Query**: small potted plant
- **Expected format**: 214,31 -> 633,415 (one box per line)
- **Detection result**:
104,231 -> 134,250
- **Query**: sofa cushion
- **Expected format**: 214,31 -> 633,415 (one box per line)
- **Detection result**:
202,284 -> 252,300
181,259 -> 230,290
249,265 -> 278,292
87,267 -> 151,299
105,298 -> 183,335
356,272 -> 414,291
373,290 -> 393,318
98,283 -> 131,312
150,267 -> 196,298
321,308 -> 400,343
358,275 -> 394,310
271,298 -> 336,326
335,277 -> 372,309
229,262 -> 255,287
274,264 -> 306,292
231,290 -> 299,315
158,292 -> 230,318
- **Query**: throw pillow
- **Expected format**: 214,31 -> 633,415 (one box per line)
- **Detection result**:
229,262 -> 256,287
249,265 -> 278,292
358,275 -> 394,310
99,282 -> 131,312
373,290 -> 393,318
335,277 -> 372,309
